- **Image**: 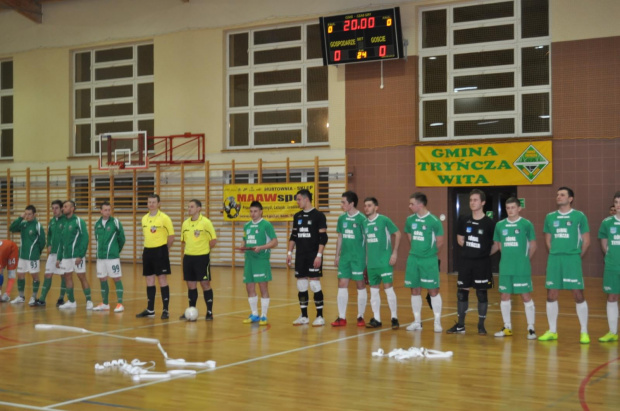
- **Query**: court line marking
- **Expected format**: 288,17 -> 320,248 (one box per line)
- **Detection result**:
578,356 -> 620,411
44,310 -> 459,409
0,401 -> 50,410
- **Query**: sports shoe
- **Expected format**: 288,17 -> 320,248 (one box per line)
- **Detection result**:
29,296 -> 37,306
446,322 -> 465,334
136,309 -> 155,318
312,316 -> 325,327
206,311 -> 213,321
114,304 -> 124,313
292,315 -> 309,326
34,299 -> 46,307
366,318 -> 382,328
59,300 -> 77,309
580,333 -> 590,344
527,329 -> 537,340
406,322 -> 422,331
1,293 -> 10,302
92,303 -> 110,311
478,325 -> 487,336
161,310 -> 169,320
391,318 -> 400,330
494,327 -> 513,337
11,296 -> 25,304
243,314 -> 260,324
356,317 -> 366,327
434,320 -> 443,333
259,316 -> 268,326
86,300 -> 94,310
331,317 -> 347,327
538,330 -> 558,341
56,298 -> 64,307
598,332 -> 619,342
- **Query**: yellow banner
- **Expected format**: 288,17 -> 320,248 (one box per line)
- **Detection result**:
223,183 -> 316,222
415,141 -> 553,186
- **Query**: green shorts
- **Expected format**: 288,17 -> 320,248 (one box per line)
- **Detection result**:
545,254 -> 584,290
338,258 -> 366,281
603,268 -> 620,294
243,257 -> 272,283
498,274 -> 533,294
405,255 -> 439,289
367,266 -> 393,286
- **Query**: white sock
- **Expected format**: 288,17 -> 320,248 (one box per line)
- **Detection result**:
524,300 -> 535,330
500,300 -> 512,329
411,295 -> 422,323
337,288 -> 348,319
576,301 -> 588,334
248,296 -> 258,316
357,289 -> 367,318
261,298 -> 270,317
385,287 -> 398,319
430,294 -> 442,321
370,288 -> 381,322
608,301 -> 619,334
546,301 -> 558,333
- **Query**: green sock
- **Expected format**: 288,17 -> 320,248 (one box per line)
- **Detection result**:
101,281 -> 109,305
17,278 -> 26,297
115,280 -> 124,304
67,288 -> 75,303
83,288 -> 92,301
33,280 -> 40,297
59,277 -> 66,299
40,277 -> 52,301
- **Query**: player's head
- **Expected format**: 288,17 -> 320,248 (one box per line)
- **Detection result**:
188,199 -> 202,217
250,201 -> 263,221
100,201 -> 111,218
341,191 -> 358,211
147,194 -> 160,211
24,205 -> 36,221
556,186 -> 574,207
62,200 -> 76,216
363,197 -> 379,217
505,197 -> 521,218
610,205 -> 616,216
613,191 -> 620,215
296,189 -> 312,209
51,200 -> 63,217
409,192 -> 427,214
469,189 -> 486,212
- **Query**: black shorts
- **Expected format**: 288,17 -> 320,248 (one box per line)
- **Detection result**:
294,253 -> 322,279
457,257 -> 493,290
183,254 -> 211,282
142,245 -> 171,276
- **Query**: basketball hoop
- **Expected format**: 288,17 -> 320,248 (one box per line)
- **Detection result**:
107,161 -> 126,170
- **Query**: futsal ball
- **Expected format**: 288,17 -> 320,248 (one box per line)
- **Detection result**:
185,306 -> 199,321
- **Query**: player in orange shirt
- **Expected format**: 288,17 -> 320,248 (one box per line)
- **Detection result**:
0,239 -> 19,301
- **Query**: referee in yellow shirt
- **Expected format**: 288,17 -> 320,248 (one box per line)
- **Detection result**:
180,199 -> 218,320
136,194 -> 175,319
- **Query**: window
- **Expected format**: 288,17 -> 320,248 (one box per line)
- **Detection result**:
72,43 -> 154,156
73,174 -> 155,211
419,0 -> 550,140
0,60 -> 13,159
227,23 -> 329,148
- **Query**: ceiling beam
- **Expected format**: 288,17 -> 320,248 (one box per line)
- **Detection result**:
0,0 -> 42,24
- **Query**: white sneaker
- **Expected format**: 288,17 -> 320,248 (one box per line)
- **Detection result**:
59,300 -> 77,309
292,315 -> 310,326
86,300 -> 94,310
312,316 -> 325,327
11,296 -> 25,304
406,322 -> 423,331
113,303 -> 124,313
28,296 -> 36,306
434,320 -> 443,333
1,293 -> 10,302
92,303 -> 110,311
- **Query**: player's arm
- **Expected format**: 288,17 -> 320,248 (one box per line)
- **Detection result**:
117,219 -> 126,252
165,216 -> 175,251
494,241 -> 502,253
75,220 -> 89,265
334,233 -> 343,266
436,234 -> 444,250
580,232 -> 590,257
545,233 -> 551,251
209,238 -> 218,249
9,216 -> 23,232
490,242 -> 499,255
314,228 -> 327,269
528,240 -> 537,258
600,238 -> 608,255
287,217 -> 299,266
37,224 -> 46,253
389,230 -> 401,266
406,233 -> 412,243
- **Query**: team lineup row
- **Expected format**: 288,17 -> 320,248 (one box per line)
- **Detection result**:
1,189 -> 619,344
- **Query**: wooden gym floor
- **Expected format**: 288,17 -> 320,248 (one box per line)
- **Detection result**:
0,264 -> 617,410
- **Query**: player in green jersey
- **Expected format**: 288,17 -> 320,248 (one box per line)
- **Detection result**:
492,197 -> 537,340
597,191 -> 620,342
239,201 -> 278,325
404,192 -> 444,333
363,197 -> 401,330
332,191 -> 367,327
539,187 -> 591,344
